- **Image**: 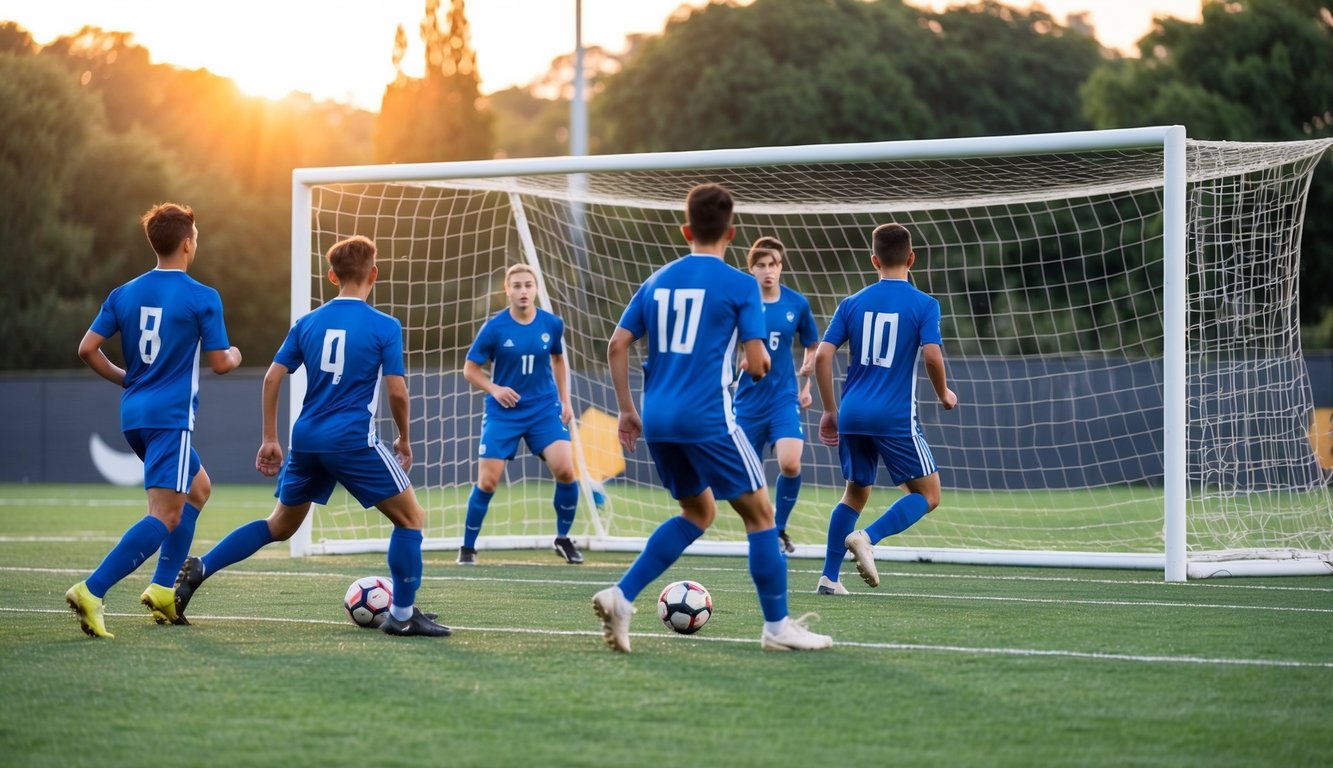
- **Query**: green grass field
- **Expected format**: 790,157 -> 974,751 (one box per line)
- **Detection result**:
2,483 -> 1331,767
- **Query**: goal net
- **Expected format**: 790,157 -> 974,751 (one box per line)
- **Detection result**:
289,127 -> 1333,579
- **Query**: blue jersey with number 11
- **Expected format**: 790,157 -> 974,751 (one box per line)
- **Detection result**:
618,254 -> 766,442
823,278 -> 942,438
466,308 -> 564,419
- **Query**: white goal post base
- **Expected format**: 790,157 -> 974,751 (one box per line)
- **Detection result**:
289,126 -> 1333,581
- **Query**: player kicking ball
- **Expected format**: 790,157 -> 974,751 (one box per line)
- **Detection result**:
592,183 -> 832,653
173,235 -> 449,637
813,223 -> 957,595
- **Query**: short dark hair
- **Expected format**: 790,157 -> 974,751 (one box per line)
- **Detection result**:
746,236 -> 786,269
327,235 -> 377,284
141,203 -> 195,257
872,223 -> 912,267
685,183 -> 733,244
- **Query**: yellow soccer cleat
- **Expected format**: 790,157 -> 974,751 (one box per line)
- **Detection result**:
65,581 -> 113,639
140,583 -> 187,625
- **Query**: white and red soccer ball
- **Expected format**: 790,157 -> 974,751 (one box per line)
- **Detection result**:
657,580 -> 712,635
344,576 -> 393,628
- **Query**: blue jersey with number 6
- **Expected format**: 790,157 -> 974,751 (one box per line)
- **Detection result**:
89,268 -> 231,432
734,285 -> 818,420
618,254 -> 766,442
822,277 -> 942,437
274,297 -> 406,452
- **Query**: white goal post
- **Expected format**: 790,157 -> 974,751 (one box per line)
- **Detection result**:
287,126 -> 1333,581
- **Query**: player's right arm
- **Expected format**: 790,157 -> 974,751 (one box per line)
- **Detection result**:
607,326 -> 641,452
814,341 -> 840,446
922,344 -> 958,410
256,361 -> 288,476
384,374 -> 413,470
463,359 -> 520,408
742,338 -> 770,381
77,330 -> 126,387
207,346 -> 242,374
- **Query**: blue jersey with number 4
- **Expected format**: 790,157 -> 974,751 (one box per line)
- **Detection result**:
618,254 -> 766,442
734,286 -> 818,419
274,297 -> 406,452
823,278 -> 942,437
89,268 -> 231,432
466,308 -> 564,419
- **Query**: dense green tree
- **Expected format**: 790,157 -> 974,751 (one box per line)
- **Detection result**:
376,0 -> 494,162
0,54 -> 98,369
1080,0 -> 1333,345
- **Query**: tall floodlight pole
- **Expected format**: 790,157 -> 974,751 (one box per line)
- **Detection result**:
571,0 -> 588,157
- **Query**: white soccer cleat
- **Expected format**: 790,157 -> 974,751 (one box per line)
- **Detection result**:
844,530 -> 880,587
815,575 -> 849,595
592,585 -> 635,653
761,613 -> 832,652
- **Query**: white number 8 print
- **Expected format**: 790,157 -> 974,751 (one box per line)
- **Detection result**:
321,329 -> 347,384
138,307 -> 163,364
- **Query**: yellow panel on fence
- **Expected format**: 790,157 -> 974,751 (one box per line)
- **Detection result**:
573,406 -> 626,481
1311,408 -> 1333,470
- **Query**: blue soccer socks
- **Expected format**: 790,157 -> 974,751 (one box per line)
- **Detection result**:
463,486 -> 494,549
821,503 -> 860,582
200,520 -> 275,576
553,481 -> 578,537
865,493 -> 929,544
747,527 -> 788,622
152,503 -> 199,587
387,527 -> 424,612
617,515 -> 704,602
774,473 -> 802,531
86,515 -> 170,598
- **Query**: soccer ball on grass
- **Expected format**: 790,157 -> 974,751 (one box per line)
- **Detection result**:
657,580 -> 712,634
344,576 -> 393,628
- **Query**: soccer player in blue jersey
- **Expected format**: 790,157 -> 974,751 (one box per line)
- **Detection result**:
460,263 -> 581,565
65,203 -> 242,638
592,183 -> 832,653
813,223 -> 957,594
734,236 -> 819,554
172,235 -> 450,637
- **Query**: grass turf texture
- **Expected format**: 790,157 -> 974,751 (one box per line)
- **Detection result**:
1,483 -> 1330,767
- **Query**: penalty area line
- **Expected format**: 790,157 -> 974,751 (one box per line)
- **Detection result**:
10,607 -> 1333,670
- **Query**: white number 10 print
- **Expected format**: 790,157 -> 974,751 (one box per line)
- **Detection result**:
652,288 -> 705,354
860,311 -> 899,369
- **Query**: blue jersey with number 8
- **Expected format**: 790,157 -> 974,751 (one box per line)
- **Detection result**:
618,254 -> 766,443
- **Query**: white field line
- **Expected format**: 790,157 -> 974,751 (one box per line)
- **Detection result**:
5,565 -> 1330,614
7,606 -> 1332,670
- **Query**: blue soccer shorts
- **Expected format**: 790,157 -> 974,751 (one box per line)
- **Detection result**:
124,428 -> 201,493
275,441 -> 411,509
647,427 -> 766,501
478,402 -> 570,461
736,403 -> 805,458
838,432 -> 938,488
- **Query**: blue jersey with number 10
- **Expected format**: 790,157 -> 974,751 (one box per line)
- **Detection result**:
89,268 -> 231,432
618,254 -> 766,443
274,297 -> 406,453
822,278 -> 942,438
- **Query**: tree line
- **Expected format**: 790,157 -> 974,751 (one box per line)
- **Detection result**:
1,0 -> 1329,371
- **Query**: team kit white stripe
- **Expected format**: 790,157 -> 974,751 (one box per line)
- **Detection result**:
730,427 -> 766,490
374,441 -> 411,492
913,432 -> 935,476
176,430 -> 191,492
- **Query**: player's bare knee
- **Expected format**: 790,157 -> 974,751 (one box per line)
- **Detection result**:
187,471 -> 211,508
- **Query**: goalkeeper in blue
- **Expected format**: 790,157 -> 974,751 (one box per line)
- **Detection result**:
593,183 -> 832,653
813,223 -> 957,595
734,236 -> 819,554
65,203 -> 242,638
173,235 -> 450,637
460,263 -> 581,565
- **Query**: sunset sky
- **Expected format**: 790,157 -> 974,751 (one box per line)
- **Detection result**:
0,0 -> 1202,110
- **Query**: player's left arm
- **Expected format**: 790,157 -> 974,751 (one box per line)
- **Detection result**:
608,326 -> 642,452
922,344 -> 957,410
77,330 -> 126,387
385,374 -> 414,470
814,341 -> 840,445
797,344 -> 818,408
550,352 -> 573,424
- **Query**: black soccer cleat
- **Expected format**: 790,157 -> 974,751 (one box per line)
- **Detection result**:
777,529 -> 795,555
380,607 -> 452,637
553,537 -> 583,564
173,556 -> 207,620
457,546 -> 477,565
